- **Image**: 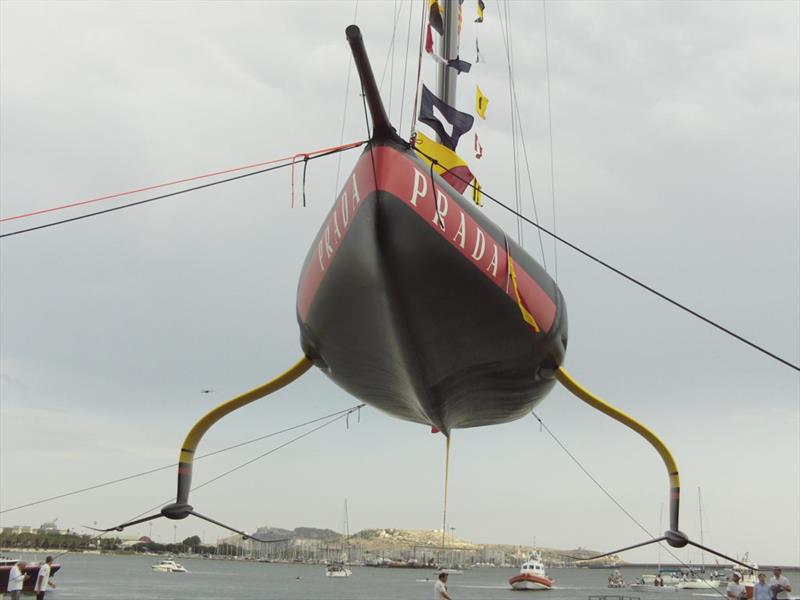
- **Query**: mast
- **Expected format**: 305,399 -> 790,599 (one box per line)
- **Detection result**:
697,487 -> 705,572
437,0 -> 460,139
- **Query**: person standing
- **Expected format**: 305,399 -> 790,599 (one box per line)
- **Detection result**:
34,556 -> 55,600
753,573 -> 771,600
7,560 -> 28,600
435,572 -> 453,600
770,567 -> 792,600
728,573 -> 747,600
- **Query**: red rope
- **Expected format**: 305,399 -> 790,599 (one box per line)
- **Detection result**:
1,141 -> 365,223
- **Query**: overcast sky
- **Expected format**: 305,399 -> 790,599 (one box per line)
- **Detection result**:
1,1 -> 798,566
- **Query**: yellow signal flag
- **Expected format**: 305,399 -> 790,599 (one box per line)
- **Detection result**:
415,131 -> 475,195
476,85 -> 489,119
471,178 -> 483,207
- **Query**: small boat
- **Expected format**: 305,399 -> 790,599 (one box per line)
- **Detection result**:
0,556 -> 61,594
324,500 -> 353,578
325,562 -> 352,578
608,570 -> 625,588
151,559 -> 187,573
676,578 -> 722,590
643,571 -> 683,585
631,575 -> 678,592
439,568 -> 463,575
732,562 -> 759,599
509,552 -> 554,591
629,583 -> 678,593
631,575 -> 677,592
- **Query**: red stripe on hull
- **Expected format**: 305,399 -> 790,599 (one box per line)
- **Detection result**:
297,145 -> 556,331
509,573 -> 554,590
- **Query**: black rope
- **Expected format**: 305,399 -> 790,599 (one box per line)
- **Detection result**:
428,161 -> 444,230
49,404 -> 364,559
414,146 -> 799,373
189,407 -> 360,493
0,143 -> 364,239
531,411 -> 730,599
0,404 -> 365,514
359,83 -> 382,206
302,155 -> 309,208
397,0 -> 414,136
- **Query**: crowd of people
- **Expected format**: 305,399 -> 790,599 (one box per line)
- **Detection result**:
727,567 -> 792,600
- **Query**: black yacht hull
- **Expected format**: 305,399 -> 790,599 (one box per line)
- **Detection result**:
297,142 -> 567,434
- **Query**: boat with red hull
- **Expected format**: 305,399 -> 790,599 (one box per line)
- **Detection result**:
509,552 -> 554,591
0,557 -> 60,594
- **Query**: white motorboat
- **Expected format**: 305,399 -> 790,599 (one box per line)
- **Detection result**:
630,582 -> 678,593
509,551 -> 554,591
151,559 -> 187,573
643,572 -> 683,585
676,578 -> 722,589
325,562 -> 352,578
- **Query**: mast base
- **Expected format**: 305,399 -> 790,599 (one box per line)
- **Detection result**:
161,502 -> 193,520
665,529 -> 689,548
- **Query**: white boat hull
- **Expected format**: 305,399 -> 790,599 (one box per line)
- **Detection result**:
151,559 -> 187,573
676,579 -> 722,590
630,584 -> 677,592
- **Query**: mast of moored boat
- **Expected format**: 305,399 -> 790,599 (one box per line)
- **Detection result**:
698,487 -> 706,574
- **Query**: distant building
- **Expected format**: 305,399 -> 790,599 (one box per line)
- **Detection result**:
39,521 -> 60,533
1,525 -> 35,535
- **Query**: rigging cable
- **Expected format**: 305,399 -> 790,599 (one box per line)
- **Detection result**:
409,0 -> 428,141
387,0 -> 400,118
49,404 -> 363,560
412,145 -> 799,372
497,1 -> 522,245
0,404 -> 365,515
0,147 -> 354,225
496,0 -> 549,270
333,1 -> 360,201
397,0 -> 415,136
0,141 -> 365,239
378,0 -> 404,102
542,0 -> 559,282
530,410 -> 730,599
506,0 -> 524,247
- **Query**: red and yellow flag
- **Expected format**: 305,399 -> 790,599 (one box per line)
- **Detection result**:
415,131 -> 475,194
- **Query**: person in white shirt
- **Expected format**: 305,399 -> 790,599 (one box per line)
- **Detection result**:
727,573 -> 747,600
7,560 -> 28,600
434,572 -> 453,600
753,573 -> 771,600
770,567 -> 792,600
34,556 -> 55,600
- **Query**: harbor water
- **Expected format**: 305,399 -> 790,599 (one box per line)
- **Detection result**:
8,554 -> 797,600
